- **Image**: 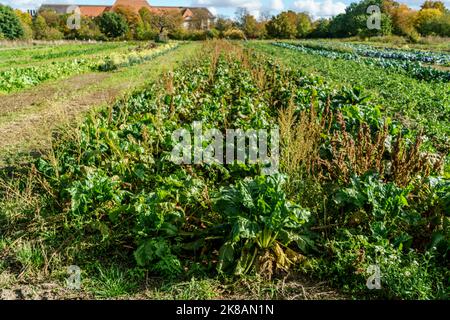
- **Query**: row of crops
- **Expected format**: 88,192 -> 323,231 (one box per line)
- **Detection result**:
0,42 -> 132,69
345,43 -> 450,66
0,42 -> 179,94
249,42 -> 450,152
296,40 -> 450,66
3,41 -> 447,299
274,42 -> 450,82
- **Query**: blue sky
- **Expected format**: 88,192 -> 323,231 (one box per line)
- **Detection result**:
2,0 -> 449,19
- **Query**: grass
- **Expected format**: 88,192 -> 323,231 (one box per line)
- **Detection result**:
0,42 -> 136,70
86,265 -> 139,299
0,42 -> 201,164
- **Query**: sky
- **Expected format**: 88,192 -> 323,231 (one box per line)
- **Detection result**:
2,0 -> 450,19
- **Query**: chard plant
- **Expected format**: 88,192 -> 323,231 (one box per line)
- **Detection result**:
214,174 -> 310,278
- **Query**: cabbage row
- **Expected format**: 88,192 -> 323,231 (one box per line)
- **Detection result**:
298,41 -> 450,66
274,42 -> 450,82
345,43 -> 450,66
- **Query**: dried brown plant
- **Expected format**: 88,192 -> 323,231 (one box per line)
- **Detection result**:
278,98 -> 324,180
391,133 -> 444,186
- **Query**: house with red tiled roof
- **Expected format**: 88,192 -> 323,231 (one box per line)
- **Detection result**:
40,0 -> 215,29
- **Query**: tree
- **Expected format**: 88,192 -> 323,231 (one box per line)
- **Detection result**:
14,9 -> 32,26
148,10 -> 182,34
415,8 -> 445,35
137,7 -> 157,40
234,7 -> 248,28
309,18 -> 330,38
260,10 -> 273,23
383,1 -> 418,37
430,13 -> 450,36
240,13 -> 263,39
421,1 -> 446,12
296,12 -> 312,38
265,10 -> 313,39
139,7 -> 152,24
32,15 -> 63,40
0,4 -> 24,39
32,15 -> 47,39
266,11 -> 297,39
64,16 -> 104,40
15,9 -> 33,39
215,16 -> 233,33
97,11 -> 129,39
114,5 -> 142,38
327,0 -> 392,37
38,9 -> 61,28
327,13 -> 347,37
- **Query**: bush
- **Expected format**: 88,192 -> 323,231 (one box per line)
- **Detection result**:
97,11 -> 129,39
33,15 -> 62,40
169,29 -> 217,41
0,5 -> 24,39
416,12 -> 450,37
223,28 -> 245,40
169,28 -> 188,40
407,30 -> 421,43
45,27 -> 63,40
136,23 -> 158,40
206,28 -> 220,39
66,17 -> 106,41
31,15 -> 62,40
32,15 -> 46,40
189,30 -> 208,41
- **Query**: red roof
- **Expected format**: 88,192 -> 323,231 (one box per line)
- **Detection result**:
113,0 -> 151,12
78,5 -> 110,17
40,1 -> 214,19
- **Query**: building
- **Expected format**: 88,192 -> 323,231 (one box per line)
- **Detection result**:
39,0 -> 215,29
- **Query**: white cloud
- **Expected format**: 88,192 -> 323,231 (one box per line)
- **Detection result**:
293,0 -> 346,18
1,0 -> 89,10
192,0 -> 260,9
6,0 -> 450,18
2,0 -> 43,10
270,0 -> 284,11
192,0 -> 262,17
207,6 -> 218,16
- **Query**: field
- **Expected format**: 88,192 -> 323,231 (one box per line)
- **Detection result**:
0,39 -> 448,301
0,41 -> 191,161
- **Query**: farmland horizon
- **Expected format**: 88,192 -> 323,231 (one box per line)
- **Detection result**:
3,0 -> 447,20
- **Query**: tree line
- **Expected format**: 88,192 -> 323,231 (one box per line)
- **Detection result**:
0,0 -> 449,42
